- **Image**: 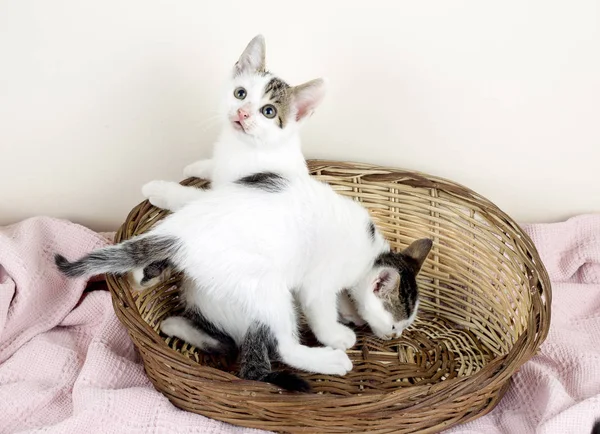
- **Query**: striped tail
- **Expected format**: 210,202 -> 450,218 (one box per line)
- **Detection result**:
55,235 -> 180,278
240,322 -> 310,393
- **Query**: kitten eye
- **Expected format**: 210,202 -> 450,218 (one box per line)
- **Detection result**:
234,87 -> 247,100
392,325 -> 396,330
261,104 -> 277,119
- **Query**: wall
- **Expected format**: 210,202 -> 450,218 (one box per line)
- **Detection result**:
1,0 -> 598,230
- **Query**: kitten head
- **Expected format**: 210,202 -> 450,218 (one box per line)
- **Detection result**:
223,35 -> 326,146
359,238 -> 433,340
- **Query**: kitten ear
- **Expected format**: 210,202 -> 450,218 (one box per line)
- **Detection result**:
234,34 -> 266,75
402,238 -> 433,273
372,268 -> 400,297
291,78 -> 327,122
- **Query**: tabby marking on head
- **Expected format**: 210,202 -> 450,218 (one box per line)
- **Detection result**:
374,239 -> 432,324
263,77 -> 292,128
225,35 -> 327,143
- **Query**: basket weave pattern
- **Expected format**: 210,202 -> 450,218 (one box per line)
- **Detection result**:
106,160 -> 551,433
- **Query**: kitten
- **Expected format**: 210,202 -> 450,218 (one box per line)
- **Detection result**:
137,35 -> 361,327
55,175 -> 432,391
141,35 -> 317,211
181,35 -> 318,189
134,34 -> 319,288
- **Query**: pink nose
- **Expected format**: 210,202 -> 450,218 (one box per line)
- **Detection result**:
237,108 -> 250,120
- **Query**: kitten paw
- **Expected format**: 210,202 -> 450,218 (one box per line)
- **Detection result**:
318,324 -> 357,350
159,316 -> 184,337
183,159 -> 212,179
142,180 -> 178,209
160,316 -> 222,351
315,347 -> 353,375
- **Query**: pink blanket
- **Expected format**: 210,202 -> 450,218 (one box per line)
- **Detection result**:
1,216 -> 599,433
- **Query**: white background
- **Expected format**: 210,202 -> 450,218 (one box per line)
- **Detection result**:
1,0 -> 598,230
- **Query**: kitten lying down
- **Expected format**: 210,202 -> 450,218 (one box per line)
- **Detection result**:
56,35 -> 433,392
57,178 -> 432,391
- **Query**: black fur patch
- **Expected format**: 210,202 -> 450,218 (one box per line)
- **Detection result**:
141,259 -> 171,284
368,221 -> 376,241
235,172 -> 287,192
263,371 -> 311,393
239,322 -> 309,392
592,420 -> 600,434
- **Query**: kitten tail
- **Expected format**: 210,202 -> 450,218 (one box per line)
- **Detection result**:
240,322 -> 311,392
263,371 -> 311,393
55,235 -> 180,278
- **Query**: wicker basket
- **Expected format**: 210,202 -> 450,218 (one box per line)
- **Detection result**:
106,160 -> 551,433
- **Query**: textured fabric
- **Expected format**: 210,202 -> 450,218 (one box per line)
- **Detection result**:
445,214 -> 600,434
0,217 -> 262,434
0,215 -> 599,434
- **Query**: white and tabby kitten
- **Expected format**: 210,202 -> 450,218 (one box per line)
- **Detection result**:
56,174 -> 432,391
138,35 -> 361,327
142,35 -> 317,212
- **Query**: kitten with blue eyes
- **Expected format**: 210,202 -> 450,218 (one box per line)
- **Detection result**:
140,35 -> 363,325
55,35 -> 433,392
139,35 -> 375,329
168,34 -> 321,194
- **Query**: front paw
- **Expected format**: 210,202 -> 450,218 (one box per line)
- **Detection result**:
183,159 -> 212,179
317,324 -> 357,350
314,347 -> 353,375
142,180 -> 178,210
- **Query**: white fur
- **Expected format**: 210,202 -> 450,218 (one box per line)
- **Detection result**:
182,39 -> 322,186
182,73 -> 309,188
141,172 -> 416,375
135,36 -> 418,376
337,290 -> 366,326
139,36 -> 312,285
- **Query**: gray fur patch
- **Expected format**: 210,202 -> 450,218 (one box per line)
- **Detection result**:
141,259 -> 171,284
235,172 -> 287,192
239,322 -> 276,381
55,235 -> 179,278
238,322 -> 309,392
